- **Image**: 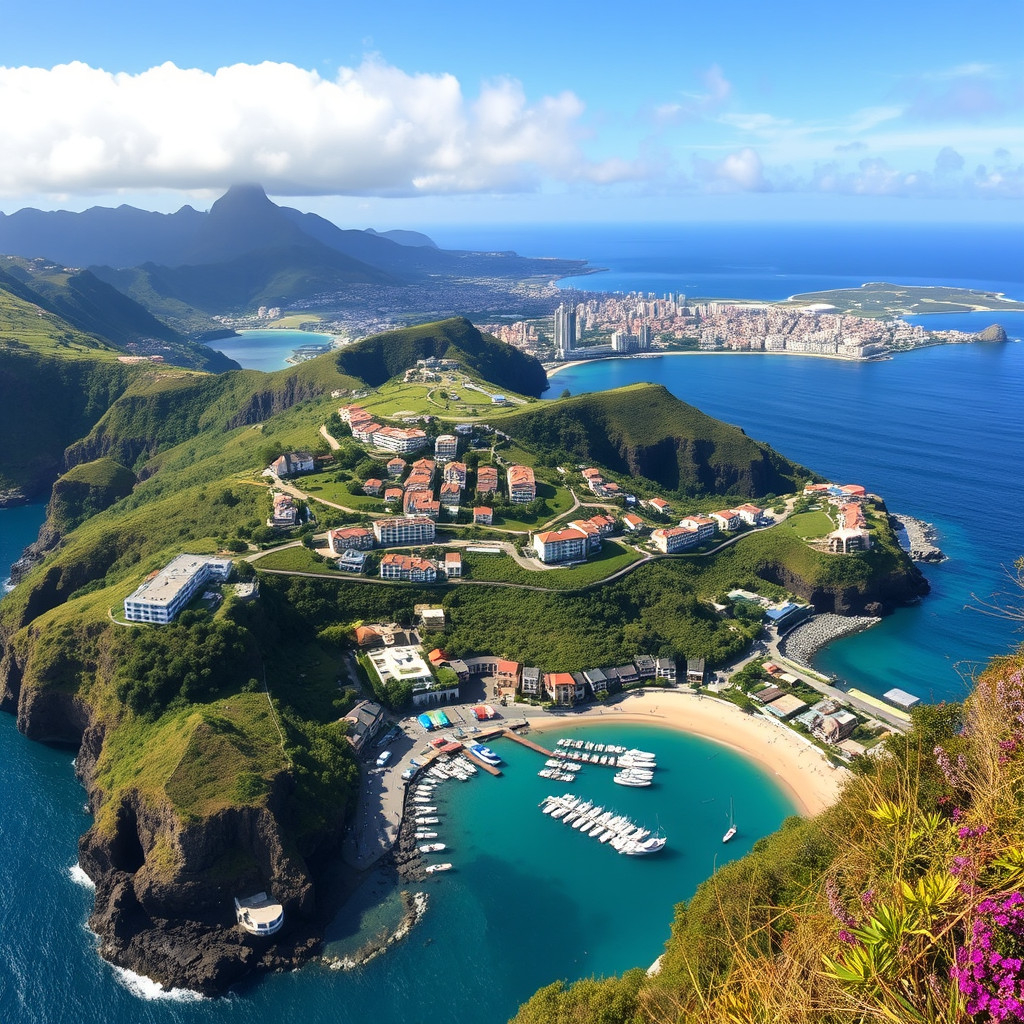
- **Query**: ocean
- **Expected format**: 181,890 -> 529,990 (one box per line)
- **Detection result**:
210,330 -> 337,373
3,220 -> 1023,1021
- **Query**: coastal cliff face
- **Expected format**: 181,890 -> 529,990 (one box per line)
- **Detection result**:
0,624 -> 330,995
759,557 -> 929,616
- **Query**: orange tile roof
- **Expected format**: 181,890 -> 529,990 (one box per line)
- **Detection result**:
535,527 -> 587,544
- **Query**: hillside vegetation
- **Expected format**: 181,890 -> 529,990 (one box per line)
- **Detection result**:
502,384 -> 807,498
334,316 -> 549,397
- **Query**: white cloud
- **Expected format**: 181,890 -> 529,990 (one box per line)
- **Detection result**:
0,59 -> 624,198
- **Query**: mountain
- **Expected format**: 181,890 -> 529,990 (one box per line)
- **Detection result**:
0,185 -> 586,281
502,384 -> 806,497
0,258 -> 238,371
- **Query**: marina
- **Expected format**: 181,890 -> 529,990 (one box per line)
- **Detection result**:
540,794 -> 667,856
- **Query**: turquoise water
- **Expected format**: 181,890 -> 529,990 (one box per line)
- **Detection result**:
1,502 -> 46,591
206,330 -> 335,373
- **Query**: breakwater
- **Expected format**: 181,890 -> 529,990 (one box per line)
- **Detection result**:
780,613 -> 881,667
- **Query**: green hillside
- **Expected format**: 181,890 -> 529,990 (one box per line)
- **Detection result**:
333,316 -> 548,397
502,383 -> 808,498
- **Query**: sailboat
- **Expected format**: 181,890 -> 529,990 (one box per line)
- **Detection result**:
722,799 -> 737,843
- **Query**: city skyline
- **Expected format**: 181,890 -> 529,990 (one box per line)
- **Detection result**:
1,0 -> 1022,227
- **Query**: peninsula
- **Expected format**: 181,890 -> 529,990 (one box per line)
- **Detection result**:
0,312 -> 930,995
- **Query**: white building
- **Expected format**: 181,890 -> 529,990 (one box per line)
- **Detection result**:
651,526 -> 700,553
123,555 -> 233,624
554,302 -> 577,359
372,516 -> 437,546
533,527 -> 588,564
434,435 -> 459,462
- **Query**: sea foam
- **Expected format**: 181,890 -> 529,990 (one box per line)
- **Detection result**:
68,862 -> 95,889
111,965 -> 206,1002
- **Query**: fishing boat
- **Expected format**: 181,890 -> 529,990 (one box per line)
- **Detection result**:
722,798 -> 737,843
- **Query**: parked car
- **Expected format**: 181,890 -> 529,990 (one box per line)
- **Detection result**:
375,750 -> 392,767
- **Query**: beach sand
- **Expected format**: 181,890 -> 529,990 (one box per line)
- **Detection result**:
525,689 -> 848,817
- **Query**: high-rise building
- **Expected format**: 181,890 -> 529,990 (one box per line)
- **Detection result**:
554,302 -> 577,359
639,323 -> 652,350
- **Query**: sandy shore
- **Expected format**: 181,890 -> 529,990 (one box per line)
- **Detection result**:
525,689 -> 848,817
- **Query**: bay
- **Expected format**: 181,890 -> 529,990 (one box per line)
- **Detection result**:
206,330 -> 336,373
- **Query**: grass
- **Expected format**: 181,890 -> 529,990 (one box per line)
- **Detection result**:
784,510 -> 835,539
253,546 -> 338,573
462,540 -> 641,589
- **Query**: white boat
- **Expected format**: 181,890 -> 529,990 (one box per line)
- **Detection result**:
419,842 -> 446,853
723,799 -> 737,843
415,831 -> 438,839
415,816 -> 439,825
468,744 -> 502,766
425,863 -> 453,873
614,771 -> 652,788
620,835 -> 667,856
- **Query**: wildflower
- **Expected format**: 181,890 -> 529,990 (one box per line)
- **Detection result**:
951,892 -> 1024,1021
837,929 -> 858,945
859,889 -> 876,912
825,878 -> 856,928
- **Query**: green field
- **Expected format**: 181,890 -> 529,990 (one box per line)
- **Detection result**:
461,540 -> 642,589
784,510 -> 835,539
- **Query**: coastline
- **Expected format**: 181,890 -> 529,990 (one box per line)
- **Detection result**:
523,689 -> 848,817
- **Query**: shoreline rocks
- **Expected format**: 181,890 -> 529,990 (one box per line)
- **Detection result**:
779,613 -> 881,668
890,514 -> 946,563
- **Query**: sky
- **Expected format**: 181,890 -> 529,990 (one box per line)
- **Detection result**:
0,0 -> 1022,227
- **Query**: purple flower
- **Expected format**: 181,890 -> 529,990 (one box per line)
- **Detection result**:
838,929 -> 858,945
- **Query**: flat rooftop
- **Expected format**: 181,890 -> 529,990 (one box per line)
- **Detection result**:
125,554 -> 230,607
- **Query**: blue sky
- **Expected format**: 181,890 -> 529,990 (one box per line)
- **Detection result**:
0,0 -> 1022,226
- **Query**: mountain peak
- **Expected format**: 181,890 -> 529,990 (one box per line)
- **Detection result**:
210,183 -> 272,212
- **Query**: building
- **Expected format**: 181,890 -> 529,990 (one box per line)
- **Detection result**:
544,671 -> 581,706
327,526 -> 375,554
418,606 -> 446,631
521,666 -> 542,696
651,526 -> 700,553
405,494 -> 441,519
362,478 -> 383,496
337,549 -> 368,573
553,302 -> 577,360
366,645 -> 435,698
476,466 -> 499,494
383,486 -> 403,504
712,509 -> 742,531
507,465 -> 536,504
379,553 -> 438,583
341,699 -> 386,754
680,516 -> 716,541
621,513 -> 645,532
645,497 -> 672,515
444,552 -> 462,578
123,555 -> 233,624
373,427 -> 428,454
583,668 -> 608,694
269,492 -> 298,528
443,461 -> 467,488
386,458 -> 407,478
473,507 -> 493,525
634,655 -> 656,679
566,519 -> 602,551
439,481 -> 462,508
655,657 -> 677,682
686,658 -> 706,685
434,435 -> 459,462
496,660 -> 520,689
821,710 -> 859,743
735,503 -> 764,526
372,516 -> 436,546
270,452 -> 315,476
533,527 -> 588,564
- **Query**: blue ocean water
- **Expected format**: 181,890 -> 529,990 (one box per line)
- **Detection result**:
3,220 -> 1024,1021
553,337 -> 1024,703
208,330 -> 336,373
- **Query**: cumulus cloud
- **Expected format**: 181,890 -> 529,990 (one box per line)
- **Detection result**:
692,147 -> 769,192
0,59 -> 627,197
655,64 -> 733,123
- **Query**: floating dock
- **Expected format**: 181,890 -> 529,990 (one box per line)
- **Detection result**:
460,747 -> 502,776
501,729 -> 555,757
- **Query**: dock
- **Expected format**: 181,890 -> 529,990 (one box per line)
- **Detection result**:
501,729 -> 555,757
461,747 -> 502,776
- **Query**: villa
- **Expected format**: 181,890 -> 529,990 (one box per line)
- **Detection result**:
341,699 -> 386,753
443,552 -> 462,578
337,549 -> 368,573
644,497 -> 672,515
269,452 -> 315,477
735,503 -> 764,525
621,512 -> 645,532
362,478 -> 383,496
473,506 -> 493,525
476,466 -> 499,494
387,458 -> 407,478
521,666 -> 542,696
712,509 -> 742,531
269,492 -> 298,528
544,671 -> 582,706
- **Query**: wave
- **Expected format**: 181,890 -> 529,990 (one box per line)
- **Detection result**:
68,863 -> 95,890
111,965 -> 207,1002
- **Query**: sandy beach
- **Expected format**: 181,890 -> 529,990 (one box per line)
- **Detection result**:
525,689 -> 849,817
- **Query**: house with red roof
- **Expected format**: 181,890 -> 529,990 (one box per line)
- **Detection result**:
532,526 -> 588,563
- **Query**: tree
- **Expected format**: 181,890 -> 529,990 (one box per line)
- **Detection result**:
560,388 -> 571,399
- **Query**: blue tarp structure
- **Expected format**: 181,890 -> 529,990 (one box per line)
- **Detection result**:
417,713 -> 434,730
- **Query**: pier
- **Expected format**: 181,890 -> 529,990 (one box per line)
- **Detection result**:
501,729 -> 555,757
460,747 -> 502,776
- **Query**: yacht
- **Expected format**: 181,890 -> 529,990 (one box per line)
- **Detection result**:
468,744 -> 502,766
620,835 -> 667,856
419,842 -> 447,853
425,863 -> 453,873
723,799 -> 737,843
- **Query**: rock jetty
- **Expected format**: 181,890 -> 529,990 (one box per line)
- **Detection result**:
780,613 -> 881,667
891,514 -> 946,563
